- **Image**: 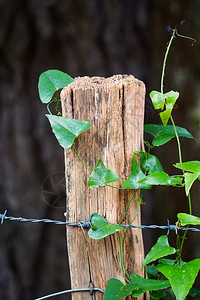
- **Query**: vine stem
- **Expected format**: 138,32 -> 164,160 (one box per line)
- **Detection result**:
119,191 -> 137,225
47,98 -> 61,115
72,144 -> 92,173
160,27 -> 194,260
161,33 -> 175,95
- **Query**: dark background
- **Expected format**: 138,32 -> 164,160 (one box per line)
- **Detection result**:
0,1 -> 200,299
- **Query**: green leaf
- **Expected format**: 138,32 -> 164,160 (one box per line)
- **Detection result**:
103,279 -> 140,300
178,213 -> 200,226
150,90 -> 179,126
134,151 -> 164,173
184,172 -> 199,196
138,172 -> 182,187
158,258 -> 185,267
88,158 -> 119,188
158,259 -> 200,300
174,161 -> 200,195
143,235 -> 176,268
103,278 -> 124,300
130,274 -> 170,297
121,154 -> 152,190
88,213 -> 123,239
175,161 -> 200,173
38,70 -> 74,103
147,264 -> 160,278
116,283 -> 140,299
150,91 -> 166,110
144,124 -> 194,147
159,108 -> 172,127
160,91 -> 179,126
104,275 -> 170,300
46,115 -> 91,148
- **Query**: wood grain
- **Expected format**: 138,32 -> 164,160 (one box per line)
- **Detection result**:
61,75 -> 146,299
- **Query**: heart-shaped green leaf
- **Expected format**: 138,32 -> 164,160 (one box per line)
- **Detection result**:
130,274 -> 170,297
144,124 -> 194,147
143,235 -> 176,268
150,90 -> 179,126
38,70 -> 74,103
158,259 -> 200,300
134,151 -> 164,173
88,158 -> 119,188
46,115 -> 91,148
178,213 -> 200,226
121,154 -> 152,190
138,172 -> 183,187
88,213 -> 123,239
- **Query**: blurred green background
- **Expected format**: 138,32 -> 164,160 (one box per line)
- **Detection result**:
0,1 -> 200,299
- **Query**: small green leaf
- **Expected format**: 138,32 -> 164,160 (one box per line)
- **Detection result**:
158,259 -> 200,300
150,91 -> 165,110
134,151 -> 164,173
144,124 -> 194,147
46,115 -> 91,148
150,90 -> 179,126
88,213 -> 123,239
121,154 -> 152,190
38,70 -> 74,103
143,235 -> 176,268
138,172 -> 182,187
130,274 -> 170,297
88,158 -> 119,188
178,213 -> 200,226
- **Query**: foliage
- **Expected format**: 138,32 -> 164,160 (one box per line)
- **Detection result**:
88,213 -> 123,239
142,235 -> 176,268
38,25 -> 199,300
88,158 -> 119,188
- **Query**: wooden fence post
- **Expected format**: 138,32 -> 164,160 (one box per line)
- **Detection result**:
61,75 -> 146,299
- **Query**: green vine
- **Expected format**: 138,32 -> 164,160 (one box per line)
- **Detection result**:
38,26 -> 200,299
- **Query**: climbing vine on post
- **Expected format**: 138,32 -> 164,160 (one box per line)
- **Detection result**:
38,23 -> 200,300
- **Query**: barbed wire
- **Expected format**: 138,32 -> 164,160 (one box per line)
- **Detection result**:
35,284 -> 105,300
1,210 -> 200,233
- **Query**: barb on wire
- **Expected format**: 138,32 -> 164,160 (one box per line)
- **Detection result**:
1,210 -> 200,233
35,286 -> 105,300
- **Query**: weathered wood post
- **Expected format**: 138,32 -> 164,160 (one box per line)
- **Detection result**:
61,75 -> 146,299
